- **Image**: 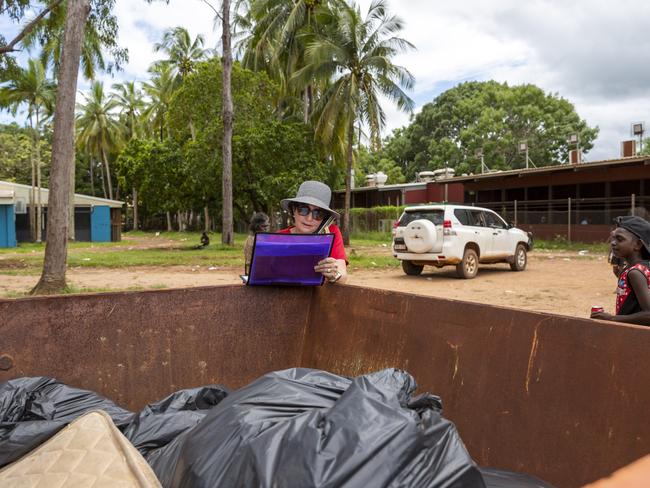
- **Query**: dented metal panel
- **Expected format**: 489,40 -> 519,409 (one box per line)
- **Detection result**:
0,286 -> 311,410
302,285 -> 650,488
1,284 -> 650,487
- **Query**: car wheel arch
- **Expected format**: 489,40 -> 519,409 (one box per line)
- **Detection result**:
464,242 -> 481,258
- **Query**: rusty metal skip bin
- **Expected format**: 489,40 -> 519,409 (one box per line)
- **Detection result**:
1,284 -> 649,487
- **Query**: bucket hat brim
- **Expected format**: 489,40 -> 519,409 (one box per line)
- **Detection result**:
281,197 -> 340,219
281,181 -> 340,219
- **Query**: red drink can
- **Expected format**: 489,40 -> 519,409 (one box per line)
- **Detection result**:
591,305 -> 604,314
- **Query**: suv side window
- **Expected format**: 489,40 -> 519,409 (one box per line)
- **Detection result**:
483,211 -> 506,229
454,209 -> 470,225
468,210 -> 486,227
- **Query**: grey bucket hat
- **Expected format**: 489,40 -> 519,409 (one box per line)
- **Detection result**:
281,181 -> 340,219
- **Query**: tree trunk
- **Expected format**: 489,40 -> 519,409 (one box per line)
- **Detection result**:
204,205 -> 209,232
100,165 -> 107,199
221,0 -> 234,245
68,150 -> 75,241
35,109 -> 43,243
32,0 -> 90,295
89,158 -> 95,195
29,121 -> 36,241
132,187 -> 138,230
101,146 -> 113,200
166,211 -> 172,232
303,89 -> 309,124
343,118 -> 354,246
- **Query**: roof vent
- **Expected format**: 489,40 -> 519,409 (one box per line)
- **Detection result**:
621,140 -> 637,158
569,149 -> 582,164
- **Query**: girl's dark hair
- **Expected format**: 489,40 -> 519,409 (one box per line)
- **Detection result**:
249,212 -> 270,233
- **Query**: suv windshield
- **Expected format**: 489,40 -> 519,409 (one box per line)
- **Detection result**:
399,209 -> 444,227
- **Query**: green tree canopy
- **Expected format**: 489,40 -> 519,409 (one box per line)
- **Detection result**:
386,80 -> 599,180
165,58 -> 328,222
0,122 -> 52,183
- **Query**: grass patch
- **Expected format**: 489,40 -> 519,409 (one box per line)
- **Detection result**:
534,238 -> 608,253
348,254 -> 399,268
350,231 -> 392,245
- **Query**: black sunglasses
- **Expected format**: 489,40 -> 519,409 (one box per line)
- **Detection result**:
294,204 -> 327,221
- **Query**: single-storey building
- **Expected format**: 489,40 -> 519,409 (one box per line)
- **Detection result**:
333,155 -> 650,242
0,180 -> 123,248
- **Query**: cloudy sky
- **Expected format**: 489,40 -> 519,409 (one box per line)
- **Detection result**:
3,0 -> 650,161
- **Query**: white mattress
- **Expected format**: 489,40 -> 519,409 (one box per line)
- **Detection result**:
0,410 -> 162,488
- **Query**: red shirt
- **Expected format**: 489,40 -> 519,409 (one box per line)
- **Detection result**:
278,224 -> 347,262
616,262 -> 650,315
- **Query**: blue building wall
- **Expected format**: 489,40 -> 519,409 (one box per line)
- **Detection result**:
91,205 -> 111,242
0,204 -> 17,248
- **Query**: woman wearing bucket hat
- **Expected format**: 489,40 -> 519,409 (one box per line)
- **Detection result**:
591,216 -> 650,325
279,181 -> 348,284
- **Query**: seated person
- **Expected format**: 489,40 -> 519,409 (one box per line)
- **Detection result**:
244,212 -> 270,275
279,181 -> 348,284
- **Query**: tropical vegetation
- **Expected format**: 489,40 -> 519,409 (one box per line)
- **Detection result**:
0,0 -> 599,293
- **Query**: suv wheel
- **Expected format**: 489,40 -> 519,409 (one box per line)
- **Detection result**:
402,260 -> 424,276
510,244 -> 527,271
456,248 -> 479,279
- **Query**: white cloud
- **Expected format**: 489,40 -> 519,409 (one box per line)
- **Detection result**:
356,0 -> 650,161
4,0 -> 650,163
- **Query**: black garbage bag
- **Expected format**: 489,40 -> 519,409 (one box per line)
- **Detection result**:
0,377 -> 133,468
123,384 -> 229,458
150,368 -> 486,488
479,467 -> 554,488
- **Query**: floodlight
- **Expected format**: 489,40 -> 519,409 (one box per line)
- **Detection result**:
567,133 -> 579,144
632,122 -> 645,136
518,141 -> 527,153
475,148 -> 483,158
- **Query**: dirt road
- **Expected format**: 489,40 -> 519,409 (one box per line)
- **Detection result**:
1,251 -> 614,319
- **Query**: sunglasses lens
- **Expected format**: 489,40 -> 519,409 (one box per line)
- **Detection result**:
295,205 -> 326,221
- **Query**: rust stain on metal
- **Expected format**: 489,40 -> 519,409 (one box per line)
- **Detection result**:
2,283 -> 650,488
524,324 -> 540,394
0,354 -> 13,371
447,341 -> 460,381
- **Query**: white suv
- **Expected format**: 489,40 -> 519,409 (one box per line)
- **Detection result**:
392,204 -> 533,279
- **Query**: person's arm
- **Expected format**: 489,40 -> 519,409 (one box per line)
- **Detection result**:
592,270 -> 650,325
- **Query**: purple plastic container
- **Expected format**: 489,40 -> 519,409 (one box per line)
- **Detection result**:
247,233 -> 335,286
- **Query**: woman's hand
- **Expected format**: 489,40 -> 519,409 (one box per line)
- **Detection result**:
590,311 -> 614,321
314,257 -> 347,284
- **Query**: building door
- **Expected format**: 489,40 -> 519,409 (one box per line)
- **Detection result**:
91,206 -> 111,242
0,205 -> 17,248
75,207 -> 92,242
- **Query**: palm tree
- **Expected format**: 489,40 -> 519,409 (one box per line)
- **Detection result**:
20,0 -> 126,81
112,80 -> 144,228
153,26 -> 209,84
0,58 -> 55,242
112,80 -> 144,140
294,0 -> 415,244
142,64 -> 176,142
76,81 -> 122,200
32,0 -> 91,295
242,0 -> 344,122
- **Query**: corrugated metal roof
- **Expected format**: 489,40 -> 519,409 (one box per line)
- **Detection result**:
447,155 -> 650,183
0,180 -> 124,208
334,182 -> 427,193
